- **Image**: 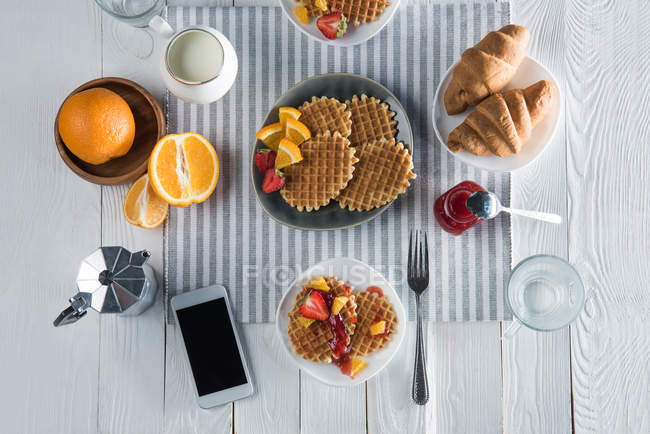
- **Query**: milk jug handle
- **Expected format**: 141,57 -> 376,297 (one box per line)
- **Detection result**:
149,16 -> 175,39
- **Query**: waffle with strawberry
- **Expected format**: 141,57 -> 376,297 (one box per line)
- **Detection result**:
287,277 -> 358,363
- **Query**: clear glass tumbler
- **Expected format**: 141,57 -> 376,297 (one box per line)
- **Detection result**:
503,254 -> 585,337
94,0 -> 165,28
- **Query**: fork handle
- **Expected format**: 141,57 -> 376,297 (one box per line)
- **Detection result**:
412,295 -> 429,405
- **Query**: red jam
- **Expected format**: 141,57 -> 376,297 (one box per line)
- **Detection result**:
434,180 -> 485,235
319,291 -> 350,361
365,286 -> 384,297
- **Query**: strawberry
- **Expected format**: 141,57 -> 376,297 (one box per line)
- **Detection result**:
316,12 -> 348,40
254,149 -> 276,173
366,286 -> 384,297
298,291 -> 329,320
262,168 -> 285,193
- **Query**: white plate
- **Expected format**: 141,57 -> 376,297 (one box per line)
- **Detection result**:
432,56 -> 562,172
279,0 -> 401,47
275,258 -> 406,387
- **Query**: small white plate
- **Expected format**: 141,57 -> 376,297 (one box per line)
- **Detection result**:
275,257 -> 406,387
279,0 -> 401,47
432,56 -> 562,172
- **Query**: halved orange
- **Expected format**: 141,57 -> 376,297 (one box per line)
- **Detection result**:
148,133 -> 219,207
275,138 -> 303,169
123,174 -> 169,229
285,118 -> 311,145
255,122 -> 283,151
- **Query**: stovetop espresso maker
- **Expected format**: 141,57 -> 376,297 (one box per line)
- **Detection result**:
54,246 -> 158,326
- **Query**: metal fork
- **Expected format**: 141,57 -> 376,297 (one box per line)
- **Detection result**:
408,229 -> 430,405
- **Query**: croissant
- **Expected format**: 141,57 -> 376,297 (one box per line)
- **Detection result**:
444,24 -> 530,115
447,80 -> 557,157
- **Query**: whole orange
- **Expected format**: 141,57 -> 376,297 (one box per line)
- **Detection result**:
58,87 -> 136,165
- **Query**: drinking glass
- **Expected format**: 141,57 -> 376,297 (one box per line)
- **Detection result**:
503,254 -> 585,338
94,0 -> 165,28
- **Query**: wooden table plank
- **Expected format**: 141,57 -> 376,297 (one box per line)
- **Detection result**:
565,1 -> 650,432
502,1 -> 573,433
0,1 -> 103,433
235,324 -> 300,433
97,13 -> 170,433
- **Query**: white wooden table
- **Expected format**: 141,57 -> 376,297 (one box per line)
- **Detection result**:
2,0 -> 649,433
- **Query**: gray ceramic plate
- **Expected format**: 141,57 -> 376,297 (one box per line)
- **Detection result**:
251,73 -> 413,231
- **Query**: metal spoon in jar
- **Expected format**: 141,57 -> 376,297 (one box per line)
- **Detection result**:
466,191 -> 562,224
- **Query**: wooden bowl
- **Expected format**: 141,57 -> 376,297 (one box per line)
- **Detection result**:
54,77 -> 165,185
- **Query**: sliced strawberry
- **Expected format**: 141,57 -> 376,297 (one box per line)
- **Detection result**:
254,149 -> 276,173
316,12 -> 348,40
262,168 -> 285,193
298,291 -> 329,320
366,286 -> 384,297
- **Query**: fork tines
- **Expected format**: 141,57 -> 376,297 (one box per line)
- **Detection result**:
407,229 -> 429,293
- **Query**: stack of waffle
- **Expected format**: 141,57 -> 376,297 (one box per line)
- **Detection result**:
287,276 -> 397,367
280,94 -> 415,212
296,0 -> 391,26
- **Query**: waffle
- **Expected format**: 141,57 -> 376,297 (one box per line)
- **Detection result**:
280,131 -> 358,211
346,94 -> 397,147
287,277 -> 357,363
337,138 -> 416,211
328,0 -> 391,26
296,0 -> 328,17
349,290 -> 397,357
298,97 -> 352,138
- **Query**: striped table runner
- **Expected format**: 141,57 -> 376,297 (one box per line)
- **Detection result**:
165,2 -> 513,323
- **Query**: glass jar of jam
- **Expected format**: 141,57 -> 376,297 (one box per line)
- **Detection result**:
434,180 -> 485,235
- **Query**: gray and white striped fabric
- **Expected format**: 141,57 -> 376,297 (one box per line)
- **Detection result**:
165,2 -> 513,323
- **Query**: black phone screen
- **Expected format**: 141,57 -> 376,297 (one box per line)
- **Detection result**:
176,298 -> 248,396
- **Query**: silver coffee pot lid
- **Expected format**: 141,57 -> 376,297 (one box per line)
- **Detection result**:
54,246 -> 151,326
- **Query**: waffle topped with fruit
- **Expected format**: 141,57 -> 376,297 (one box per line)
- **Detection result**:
287,276 -> 398,379
293,1 -> 391,41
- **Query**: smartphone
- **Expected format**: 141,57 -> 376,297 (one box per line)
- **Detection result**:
171,285 -> 254,408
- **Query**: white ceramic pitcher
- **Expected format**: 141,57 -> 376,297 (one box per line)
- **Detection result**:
149,16 -> 238,104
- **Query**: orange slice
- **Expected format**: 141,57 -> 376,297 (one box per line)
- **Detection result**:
294,6 -> 309,24
279,107 -> 301,135
275,139 -> 303,170
148,133 -> 219,207
285,118 -> 311,145
123,174 -> 169,229
255,122 -> 283,151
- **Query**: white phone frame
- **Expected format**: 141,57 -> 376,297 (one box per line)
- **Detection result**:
171,285 -> 254,408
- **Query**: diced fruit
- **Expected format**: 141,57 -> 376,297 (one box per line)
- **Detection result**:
348,358 -> 367,379
316,12 -> 348,40
369,320 -> 386,336
366,286 -> 384,297
297,316 -> 315,328
255,122 -> 283,151
284,118 -> 311,145
299,291 -> 329,320
123,174 -> 169,229
278,107 -> 301,133
294,6 -> 310,24
341,285 -> 352,296
254,149 -> 276,173
331,296 -> 348,315
275,139 -> 303,169
314,0 -> 328,12
148,133 -> 219,207
262,168 -> 285,193
307,276 -> 330,291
